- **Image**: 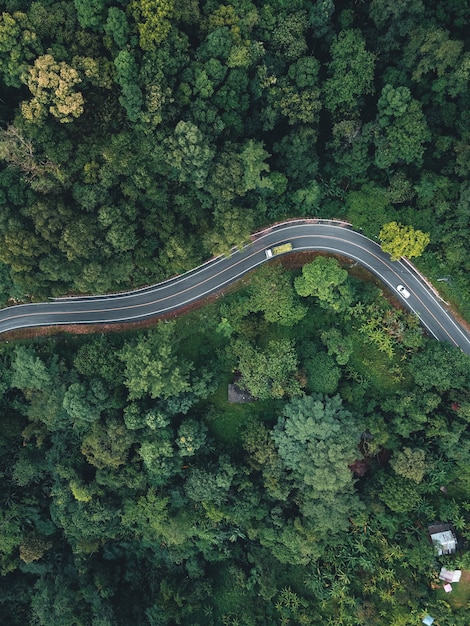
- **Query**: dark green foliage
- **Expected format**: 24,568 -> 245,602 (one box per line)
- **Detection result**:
0,269 -> 469,624
324,29 -> 376,118
304,349 -> 341,394
1,0 -> 470,623
272,395 -> 362,532
118,321 -> 194,400
0,0 -> 465,306
409,341 -> 470,392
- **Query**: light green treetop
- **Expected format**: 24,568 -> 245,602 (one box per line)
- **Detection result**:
379,221 -> 430,261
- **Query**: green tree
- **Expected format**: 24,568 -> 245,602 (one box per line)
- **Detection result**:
19,534 -> 52,563
292,180 -> 321,215
309,0 -> 334,39
288,56 -> 320,90
408,342 -> 470,392
185,459 -> 236,506
273,127 -> 319,186
271,10 -> 309,62
345,183 -> 391,237
295,256 -> 354,312
272,395 -> 360,495
321,328 -> 354,365
176,419 -> 208,457
81,419 -> 133,469
62,381 -> 104,424
119,323 -> 193,400
247,264 -> 307,326
232,338 -> 302,400
374,85 -> 431,169
205,143 -> 244,202
390,447 -> 427,483
326,118 -> 371,180
139,435 -> 178,486
369,0 -> 425,52
272,395 -> 363,535
377,474 -> 421,513
242,419 -> 290,501
379,221 -> 430,261
203,204 -> 254,256
30,574 -> 91,626
11,346 -> 52,392
240,140 -> 273,193
324,30 -> 376,117
387,171 -> 416,204
370,0 -> 425,30
114,49 -> 143,122
104,7 -> 130,48
12,452 -> 46,487
74,0 -> 107,31
73,336 -> 125,385
0,11 -> 41,87
167,121 -> 215,188
276,83 -> 322,126
0,507 -> 22,575
98,204 -> 138,253
405,28 -> 467,101
304,350 -> 341,395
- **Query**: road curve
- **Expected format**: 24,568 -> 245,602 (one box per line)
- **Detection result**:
1,220 -> 470,354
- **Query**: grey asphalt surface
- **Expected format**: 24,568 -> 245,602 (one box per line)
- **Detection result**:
1,221 -> 470,354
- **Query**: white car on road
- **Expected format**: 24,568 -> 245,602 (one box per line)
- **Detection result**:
396,285 -> 411,299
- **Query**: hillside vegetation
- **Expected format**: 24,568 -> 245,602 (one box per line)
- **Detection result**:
2,1 -> 470,625
0,0 -> 470,315
1,262 -> 470,624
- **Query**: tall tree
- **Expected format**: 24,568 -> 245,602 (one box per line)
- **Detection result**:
390,447 -> 427,483
295,256 -> 354,312
231,338 -> 302,400
272,394 -> 363,534
130,0 -> 175,51
379,221 -> 430,261
0,11 -> 42,87
323,30 -> 376,118
21,54 -> 84,124
247,264 -> 307,326
113,49 -> 143,122
408,342 -> 470,392
119,322 -> 193,400
166,121 -> 215,189
374,85 -> 431,169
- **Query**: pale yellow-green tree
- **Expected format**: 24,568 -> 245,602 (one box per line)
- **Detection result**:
19,535 -> 52,564
130,0 -> 175,51
21,54 -> 84,123
379,221 -> 430,261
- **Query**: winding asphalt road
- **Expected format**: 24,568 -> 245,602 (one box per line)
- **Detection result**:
1,220 -> 469,354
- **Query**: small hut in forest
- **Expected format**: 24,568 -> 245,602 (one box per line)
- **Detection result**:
428,523 -> 458,556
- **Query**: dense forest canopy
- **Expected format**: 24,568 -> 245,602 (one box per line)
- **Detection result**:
2,1 -> 470,625
1,262 -> 470,625
0,0 -> 469,314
